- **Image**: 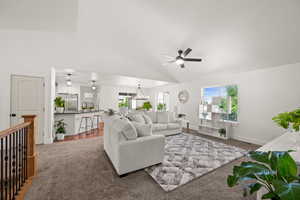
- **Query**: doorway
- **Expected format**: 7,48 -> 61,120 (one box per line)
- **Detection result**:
10,75 -> 45,144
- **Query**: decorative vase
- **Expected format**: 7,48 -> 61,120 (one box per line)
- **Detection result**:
56,107 -> 64,113
56,134 -> 65,141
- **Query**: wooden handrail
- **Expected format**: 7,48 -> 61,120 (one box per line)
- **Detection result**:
0,115 -> 37,200
0,122 -> 31,138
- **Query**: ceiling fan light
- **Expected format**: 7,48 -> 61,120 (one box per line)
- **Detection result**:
175,58 -> 184,65
66,80 -> 72,86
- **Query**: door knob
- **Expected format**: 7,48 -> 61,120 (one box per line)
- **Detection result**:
10,113 -> 16,117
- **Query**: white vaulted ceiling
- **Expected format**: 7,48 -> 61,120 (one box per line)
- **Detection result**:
1,0 -> 300,83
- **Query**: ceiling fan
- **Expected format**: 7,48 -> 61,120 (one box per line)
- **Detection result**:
164,48 -> 202,68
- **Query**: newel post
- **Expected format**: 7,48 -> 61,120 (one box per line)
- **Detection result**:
22,115 -> 37,178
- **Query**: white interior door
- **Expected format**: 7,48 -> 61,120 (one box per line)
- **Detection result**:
10,75 -> 45,144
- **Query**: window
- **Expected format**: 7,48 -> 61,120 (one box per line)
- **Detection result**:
118,92 -> 136,110
199,85 -> 238,122
157,92 -> 170,111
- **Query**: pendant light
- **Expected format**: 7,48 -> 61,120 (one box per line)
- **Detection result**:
134,84 -> 149,100
66,73 -> 72,87
91,80 -> 97,90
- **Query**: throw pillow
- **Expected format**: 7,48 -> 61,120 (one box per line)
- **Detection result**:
112,117 -> 138,140
157,111 -> 169,123
132,122 -> 152,137
143,114 -> 153,124
128,114 -> 146,124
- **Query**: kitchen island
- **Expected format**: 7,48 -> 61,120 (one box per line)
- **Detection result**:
54,110 -> 104,136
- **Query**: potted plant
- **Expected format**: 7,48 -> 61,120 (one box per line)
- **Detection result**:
54,97 -> 65,113
143,101 -> 152,111
218,128 -> 226,137
54,119 -> 67,140
157,103 -> 166,112
227,151 -> 300,200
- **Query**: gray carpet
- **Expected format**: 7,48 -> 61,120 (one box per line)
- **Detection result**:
25,133 -> 259,200
146,133 -> 248,191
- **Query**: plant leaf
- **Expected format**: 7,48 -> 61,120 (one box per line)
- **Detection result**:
249,183 -> 263,194
262,192 -> 278,199
249,151 -> 271,165
273,180 -> 300,200
227,175 -> 238,187
271,151 -> 298,182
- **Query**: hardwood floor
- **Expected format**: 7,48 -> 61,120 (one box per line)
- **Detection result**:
55,122 -> 104,142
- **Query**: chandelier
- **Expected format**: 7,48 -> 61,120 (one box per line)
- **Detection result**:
134,84 -> 149,100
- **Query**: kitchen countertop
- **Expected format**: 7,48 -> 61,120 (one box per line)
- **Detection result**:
54,110 -> 104,115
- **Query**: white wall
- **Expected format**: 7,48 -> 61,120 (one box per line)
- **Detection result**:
147,63 -> 300,145
0,30 -> 77,144
99,85 -> 137,111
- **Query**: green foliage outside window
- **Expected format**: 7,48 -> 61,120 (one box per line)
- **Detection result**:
157,103 -> 166,111
118,98 -> 129,108
217,85 -> 238,121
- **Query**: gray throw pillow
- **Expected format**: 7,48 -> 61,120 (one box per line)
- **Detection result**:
112,117 -> 138,140
143,114 -> 153,124
129,114 -> 146,124
131,122 -> 152,137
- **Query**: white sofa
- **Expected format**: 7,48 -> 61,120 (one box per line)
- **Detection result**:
102,114 -> 165,176
128,111 -> 183,136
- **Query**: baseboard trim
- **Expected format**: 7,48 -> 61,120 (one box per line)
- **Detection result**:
188,124 -> 266,146
231,135 -> 266,146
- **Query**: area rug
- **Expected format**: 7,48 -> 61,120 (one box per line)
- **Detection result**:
145,133 -> 248,192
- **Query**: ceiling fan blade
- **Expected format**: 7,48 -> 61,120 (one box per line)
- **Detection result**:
183,58 -> 202,62
180,63 -> 185,68
167,59 -> 176,63
183,48 -> 192,57
163,55 -> 175,59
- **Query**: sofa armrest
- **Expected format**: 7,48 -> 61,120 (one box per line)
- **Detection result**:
117,135 -> 165,174
119,135 -> 165,150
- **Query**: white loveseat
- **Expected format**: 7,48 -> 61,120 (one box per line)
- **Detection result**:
102,114 -> 165,176
128,111 -> 183,136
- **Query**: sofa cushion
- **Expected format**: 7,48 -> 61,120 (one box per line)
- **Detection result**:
157,112 -> 169,123
143,114 -> 153,124
152,123 -> 168,131
167,123 -> 181,130
128,114 -> 146,124
168,112 -> 176,123
144,112 -> 157,123
132,122 -> 152,137
112,118 -> 138,140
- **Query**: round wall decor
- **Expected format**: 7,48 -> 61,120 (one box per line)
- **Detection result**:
178,90 -> 189,104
